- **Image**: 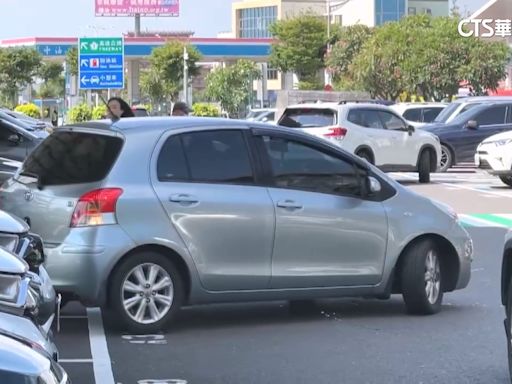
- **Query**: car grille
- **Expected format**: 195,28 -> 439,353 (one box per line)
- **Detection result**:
477,150 -> 488,155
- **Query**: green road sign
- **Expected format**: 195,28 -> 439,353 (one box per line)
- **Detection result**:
79,37 -> 123,54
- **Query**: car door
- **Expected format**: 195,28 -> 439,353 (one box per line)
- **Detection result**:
458,104 -> 510,162
253,131 -> 389,289
0,119 -> 30,180
151,128 -> 275,291
377,110 -> 417,166
347,108 -> 392,165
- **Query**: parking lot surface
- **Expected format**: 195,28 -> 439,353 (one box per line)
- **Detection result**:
54,168 -> 512,384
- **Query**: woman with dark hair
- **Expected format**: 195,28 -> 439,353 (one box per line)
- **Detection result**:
107,97 -> 135,119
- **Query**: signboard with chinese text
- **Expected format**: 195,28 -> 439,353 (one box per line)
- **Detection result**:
78,37 -> 124,89
95,0 -> 180,17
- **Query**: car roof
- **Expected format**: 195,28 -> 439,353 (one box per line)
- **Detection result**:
453,96 -> 512,104
392,102 -> 447,107
285,102 -> 393,110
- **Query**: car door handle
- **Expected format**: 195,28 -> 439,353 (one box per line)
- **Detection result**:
169,194 -> 199,204
276,200 -> 303,210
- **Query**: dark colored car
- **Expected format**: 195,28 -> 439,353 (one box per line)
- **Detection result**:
501,233 -> 512,382
421,102 -> 512,172
0,115 -> 48,183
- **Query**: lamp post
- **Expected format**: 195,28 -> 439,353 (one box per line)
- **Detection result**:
183,46 -> 189,104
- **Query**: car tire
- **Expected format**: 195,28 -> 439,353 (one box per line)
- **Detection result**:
418,150 -> 431,183
439,145 -> 452,173
109,251 -> 184,334
506,275 -> 512,382
356,149 -> 373,164
401,239 -> 443,315
500,176 -> 512,187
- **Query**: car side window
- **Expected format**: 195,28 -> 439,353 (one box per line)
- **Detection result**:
474,105 -> 507,126
378,111 -> 407,130
0,120 -> 20,143
422,107 -> 444,122
403,108 -> 422,122
157,135 -> 190,182
348,109 -> 384,129
261,135 -> 362,196
181,130 -> 255,184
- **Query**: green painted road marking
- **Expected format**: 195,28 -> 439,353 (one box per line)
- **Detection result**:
471,214 -> 512,227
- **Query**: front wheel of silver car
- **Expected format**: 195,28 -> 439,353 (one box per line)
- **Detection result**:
109,251 -> 184,333
401,239 -> 443,315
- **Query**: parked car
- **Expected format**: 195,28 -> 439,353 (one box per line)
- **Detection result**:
475,131 -> 512,186
246,108 -> 277,123
0,114 -> 48,183
390,102 -> 447,127
0,109 -> 51,132
422,102 -> 512,172
132,106 -> 150,117
432,96 -> 512,125
0,333 -> 68,383
0,117 -> 473,333
0,245 -> 59,361
277,101 -> 441,183
501,231 -> 512,382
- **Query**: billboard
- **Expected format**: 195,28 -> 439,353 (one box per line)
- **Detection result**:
95,0 -> 179,17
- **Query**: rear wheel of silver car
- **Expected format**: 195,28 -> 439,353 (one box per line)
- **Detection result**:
506,276 -> 512,382
401,239 -> 443,315
109,251 -> 184,333
418,150 -> 431,184
438,145 -> 452,173
500,176 -> 512,187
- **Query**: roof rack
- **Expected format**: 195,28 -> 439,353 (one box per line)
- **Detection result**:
338,99 -> 395,105
298,99 -> 338,104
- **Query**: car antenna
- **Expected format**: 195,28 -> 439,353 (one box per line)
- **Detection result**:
98,94 -> 120,123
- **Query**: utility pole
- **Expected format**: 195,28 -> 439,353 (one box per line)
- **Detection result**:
325,0 -> 332,87
183,46 -> 189,104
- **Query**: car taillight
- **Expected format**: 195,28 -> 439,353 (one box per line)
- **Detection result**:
70,188 -> 123,228
323,127 -> 347,139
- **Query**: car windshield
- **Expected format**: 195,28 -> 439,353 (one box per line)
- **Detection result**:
278,108 -> 337,128
433,102 -> 462,123
449,104 -> 489,125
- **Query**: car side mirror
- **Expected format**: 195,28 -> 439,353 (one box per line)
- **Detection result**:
407,125 -> 415,136
366,176 -> 382,194
8,134 -> 20,145
466,120 -> 478,130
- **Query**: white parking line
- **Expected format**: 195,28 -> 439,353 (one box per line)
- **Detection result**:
87,308 -> 115,384
59,358 -> 94,363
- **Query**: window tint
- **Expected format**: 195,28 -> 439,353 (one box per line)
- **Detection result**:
0,121 -> 18,142
458,103 -> 480,115
378,111 -> 407,130
278,108 -> 336,128
422,107 -> 444,122
19,131 -> 123,186
474,105 -> 507,125
403,108 -> 422,122
157,135 -> 189,181
262,136 -> 361,196
348,109 -> 384,129
181,130 -> 254,184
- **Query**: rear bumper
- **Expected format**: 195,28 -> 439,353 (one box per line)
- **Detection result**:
44,225 -> 136,306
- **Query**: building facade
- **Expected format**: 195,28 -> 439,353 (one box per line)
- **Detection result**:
331,0 -> 449,28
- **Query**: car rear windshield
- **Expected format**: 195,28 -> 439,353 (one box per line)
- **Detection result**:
278,108 -> 336,128
17,130 -> 124,186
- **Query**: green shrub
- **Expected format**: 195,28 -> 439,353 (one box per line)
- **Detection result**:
92,105 -> 107,120
68,104 -> 92,123
14,103 -> 41,119
192,103 -> 220,117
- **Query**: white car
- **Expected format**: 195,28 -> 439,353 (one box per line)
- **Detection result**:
390,103 -> 447,128
475,131 -> 512,186
277,101 -> 441,183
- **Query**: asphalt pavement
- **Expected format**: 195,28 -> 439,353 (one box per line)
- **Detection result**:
53,167 -> 512,384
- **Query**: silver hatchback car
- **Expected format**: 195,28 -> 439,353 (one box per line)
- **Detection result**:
0,117 -> 473,332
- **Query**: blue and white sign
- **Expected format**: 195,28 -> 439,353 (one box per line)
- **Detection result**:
78,37 -> 124,90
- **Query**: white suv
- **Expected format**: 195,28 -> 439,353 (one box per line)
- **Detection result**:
277,102 -> 441,183
475,131 -> 512,186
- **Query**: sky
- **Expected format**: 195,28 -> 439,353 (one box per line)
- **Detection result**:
1,0 -> 489,40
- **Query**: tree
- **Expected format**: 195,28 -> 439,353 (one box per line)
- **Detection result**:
140,67 -> 173,107
37,61 -> 64,99
147,41 -> 201,100
269,13 -> 327,83
0,47 -> 42,107
192,103 -> 220,117
205,59 -> 261,118
65,47 -> 78,76
327,25 -> 373,89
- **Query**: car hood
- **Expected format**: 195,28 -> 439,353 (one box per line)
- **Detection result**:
481,130 -> 512,144
420,122 -> 452,132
